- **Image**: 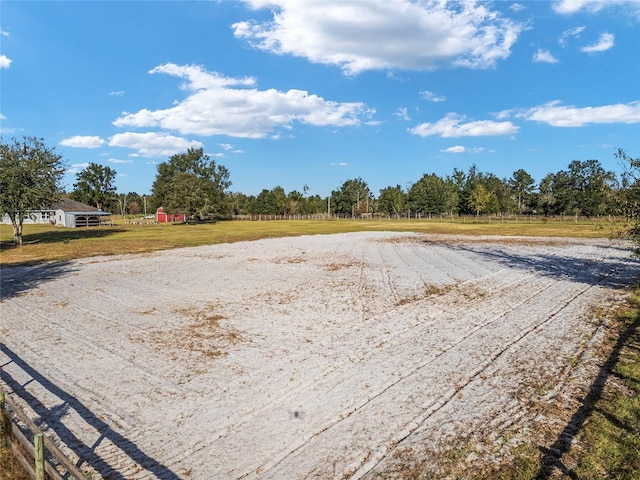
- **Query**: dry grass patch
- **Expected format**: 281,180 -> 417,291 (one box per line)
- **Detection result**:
133,305 -> 248,360
1,219 -> 620,267
324,261 -> 362,271
396,284 -> 482,306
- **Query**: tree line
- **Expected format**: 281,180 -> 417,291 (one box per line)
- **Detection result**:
1,136 -> 639,246
66,147 -> 636,220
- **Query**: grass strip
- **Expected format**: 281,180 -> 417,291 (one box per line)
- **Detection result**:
478,287 -> 640,480
0,402 -> 30,480
0,218 -> 623,267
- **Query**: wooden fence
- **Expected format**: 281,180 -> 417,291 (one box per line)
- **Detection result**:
231,213 -> 628,223
0,389 -> 88,480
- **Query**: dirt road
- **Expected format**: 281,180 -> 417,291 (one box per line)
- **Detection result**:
1,232 -> 636,479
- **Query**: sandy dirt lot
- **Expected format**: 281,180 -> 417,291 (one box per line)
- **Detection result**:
0,232 -> 637,479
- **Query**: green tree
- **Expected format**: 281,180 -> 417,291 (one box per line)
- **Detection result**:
151,148 -> 231,219
546,160 -> 617,217
70,162 -> 117,211
468,183 -> 494,217
331,178 -> 370,216
225,192 -> 252,216
251,188 -> 278,214
616,148 -> 640,249
509,169 -> 536,214
0,136 -> 65,246
272,186 -> 288,215
125,191 -> 143,215
378,185 -> 406,218
306,194 -> 327,215
536,173 -> 557,215
288,190 -> 304,215
408,174 -> 446,215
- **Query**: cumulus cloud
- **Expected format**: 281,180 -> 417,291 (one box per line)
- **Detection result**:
581,33 -> 615,53
113,63 -> 374,138
516,100 -> 640,126
108,132 -> 204,157
0,54 -> 12,69
233,0 -> 524,75
533,49 -> 559,63
441,146 -> 466,153
553,0 -> 640,15
420,90 -> 446,102
59,135 -> 105,149
409,113 -> 519,138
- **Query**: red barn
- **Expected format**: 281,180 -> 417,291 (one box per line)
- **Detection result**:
156,207 -> 187,223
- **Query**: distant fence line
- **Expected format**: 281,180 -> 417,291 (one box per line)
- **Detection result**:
0,389 -> 88,480
230,213 -> 628,223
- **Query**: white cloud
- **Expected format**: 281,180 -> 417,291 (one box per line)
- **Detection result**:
510,3 -> 526,12
107,158 -> 133,164
113,63 -> 374,138
0,114 -> 5,120
0,29 -> 8,37
533,49 -> 559,63
441,146 -> 466,153
109,91 -> 125,96
409,113 -> 519,138
0,54 -> 12,69
330,162 -> 348,166
394,107 -> 411,121
220,143 -> 235,151
68,162 -> 90,174
108,132 -> 204,158
440,146 -> 485,153
516,100 -> 640,126
559,26 -> 585,47
420,90 -> 446,102
553,0 -> 640,16
59,135 -> 105,149
233,0 -> 524,75
581,33 -> 614,53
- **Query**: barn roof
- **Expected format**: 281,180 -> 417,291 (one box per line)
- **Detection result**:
44,198 -> 104,212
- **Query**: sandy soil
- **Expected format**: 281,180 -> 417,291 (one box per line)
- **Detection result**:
0,232 -> 637,479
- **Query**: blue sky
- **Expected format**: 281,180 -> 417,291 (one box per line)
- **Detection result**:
1,0 -> 639,197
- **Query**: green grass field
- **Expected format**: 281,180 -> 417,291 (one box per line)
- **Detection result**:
0,217 -> 625,267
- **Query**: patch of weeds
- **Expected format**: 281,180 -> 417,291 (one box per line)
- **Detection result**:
424,284 -> 452,297
474,442 -> 541,480
396,284 -> 453,306
0,405 -> 30,480
324,261 -> 360,271
147,304 -> 248,359
272,256 -> 306,264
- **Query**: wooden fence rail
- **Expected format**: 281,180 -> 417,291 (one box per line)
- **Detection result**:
0,389 -> 88,480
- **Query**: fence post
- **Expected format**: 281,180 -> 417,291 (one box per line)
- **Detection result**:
34,433 -> 45,480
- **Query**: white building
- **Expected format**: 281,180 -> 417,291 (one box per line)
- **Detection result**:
1,198 -> 112,228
